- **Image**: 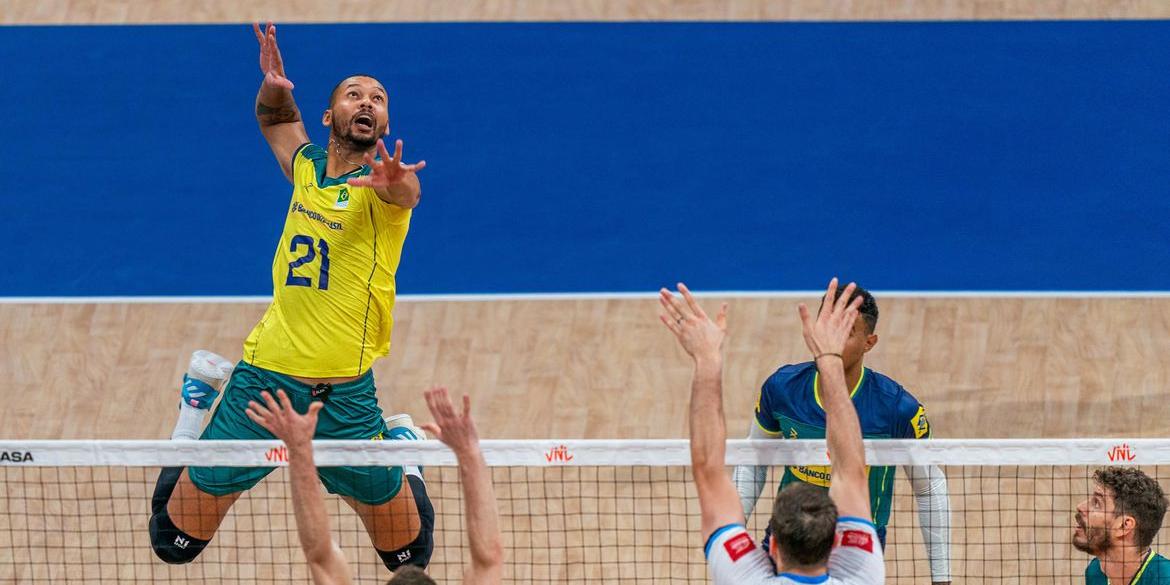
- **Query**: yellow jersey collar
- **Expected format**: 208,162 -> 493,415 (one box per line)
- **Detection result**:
813,367 -> 866,410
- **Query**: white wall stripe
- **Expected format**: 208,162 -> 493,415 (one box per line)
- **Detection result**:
1,290 -> 1169,304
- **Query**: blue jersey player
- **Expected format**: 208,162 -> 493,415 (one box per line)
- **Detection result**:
733,284 -> 953,584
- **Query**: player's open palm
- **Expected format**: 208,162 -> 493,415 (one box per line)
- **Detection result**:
245,389 -> 322,447
659,283 -> 728,362
421,386 -> 480,456
798,278 -> 862,358
253,22 -> 294,91
348,139 -> 427,189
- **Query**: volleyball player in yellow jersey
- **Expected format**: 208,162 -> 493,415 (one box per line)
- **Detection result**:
148,23 -> 433,574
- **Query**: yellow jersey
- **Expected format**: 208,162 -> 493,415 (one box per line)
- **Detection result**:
242,143 -> 412,377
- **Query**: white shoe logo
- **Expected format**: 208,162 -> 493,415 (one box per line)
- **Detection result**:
397,550 -> 411,562
174,536 -> 189,549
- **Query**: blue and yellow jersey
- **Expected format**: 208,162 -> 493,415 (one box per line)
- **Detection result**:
242,143 -> 412,378
1086,552 -> 1170,584
754,362 -> 931,530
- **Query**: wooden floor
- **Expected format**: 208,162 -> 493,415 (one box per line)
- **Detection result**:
4,296 -> 1170,441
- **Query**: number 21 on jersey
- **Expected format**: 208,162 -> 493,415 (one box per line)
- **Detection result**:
285,234 -> 330,290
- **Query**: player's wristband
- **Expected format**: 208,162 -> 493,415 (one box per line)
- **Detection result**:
814,352 -> 843,361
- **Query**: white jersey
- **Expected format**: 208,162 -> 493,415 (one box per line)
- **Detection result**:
705,517 -> 885,585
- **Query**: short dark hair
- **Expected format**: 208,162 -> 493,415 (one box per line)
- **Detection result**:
768,482 -> 838,568
1095,467 -> 1168,550
386,565 -> 435,585
330,74 -> 385,108
821,283 -> 878,333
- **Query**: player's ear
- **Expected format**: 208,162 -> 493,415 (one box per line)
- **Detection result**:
864,333 -> 878,353
321,109 -> 332,127
1116,514 -> 1138,538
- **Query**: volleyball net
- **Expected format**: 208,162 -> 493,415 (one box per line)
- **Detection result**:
2,438 -> 1167,584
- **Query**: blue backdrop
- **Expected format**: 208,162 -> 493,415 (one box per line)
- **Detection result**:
3,21 -> 1168,295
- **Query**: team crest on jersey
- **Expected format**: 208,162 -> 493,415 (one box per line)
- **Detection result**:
789,428 -> 798,440
335,188 -> 350,209
911,406 -> 930,439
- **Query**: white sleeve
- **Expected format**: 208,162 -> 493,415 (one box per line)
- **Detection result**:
827,517 -> 885,585
733,423 -> 778,518
903,464 -> 951,582
704,524 -> 775,585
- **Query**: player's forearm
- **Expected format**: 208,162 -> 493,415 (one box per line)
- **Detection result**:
818,360 -> 866,485
255,84 -> 301,128
458,445 -> 504,577
287,442 -> 337,563
689,357 -> 728,478
906,464 -> 952,583
732,424 -> 772,517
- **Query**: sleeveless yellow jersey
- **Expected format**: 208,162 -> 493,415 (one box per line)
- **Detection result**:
242,143 -> 412,377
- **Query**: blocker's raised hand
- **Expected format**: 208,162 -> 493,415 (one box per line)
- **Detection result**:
797,278 -> 862,360
659,283 -> 728,363
245,389 -> 321,447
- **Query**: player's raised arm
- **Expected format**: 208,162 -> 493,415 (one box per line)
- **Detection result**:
421,387 -> 503,585
659,284 -> 740,539
246,390 -> 352,585
253,22 -> 310,182
797,278 -> 870,520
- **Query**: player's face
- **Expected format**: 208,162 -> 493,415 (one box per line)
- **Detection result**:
840,317 -> 876,370
1074,484 -> 1121,555
326,77 -> 390,149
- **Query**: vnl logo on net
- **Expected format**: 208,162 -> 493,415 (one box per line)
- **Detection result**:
1107,443 -> 1137,463
545,444 -> 574,463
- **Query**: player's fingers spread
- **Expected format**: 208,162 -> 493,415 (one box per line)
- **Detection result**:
660,313 -> 680,335
836,282 -> 857,313
275,388 -> 293,410
307,401 -> 324,416
462,394 -> 472,418
420,423 -> 440,437
253,22 -> 264,44
392,139 -> 404,164
678,283 -> 707,319
410,160 -> 426,173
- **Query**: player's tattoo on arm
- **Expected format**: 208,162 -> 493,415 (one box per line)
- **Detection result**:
256,101 -> 301,126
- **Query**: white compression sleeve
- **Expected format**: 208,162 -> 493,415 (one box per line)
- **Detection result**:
904,464 -> 952,582
733,423 -> 778,519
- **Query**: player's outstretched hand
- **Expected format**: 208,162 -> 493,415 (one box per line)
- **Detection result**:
347,139 -> 427,188
421,386 -> 480,457
252,22 -> 294,91
797,278 -> 861,360
659,283 -> 728,363
246,389 -> 322,447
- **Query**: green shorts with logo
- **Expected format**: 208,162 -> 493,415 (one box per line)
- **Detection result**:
188,361 -> 401,505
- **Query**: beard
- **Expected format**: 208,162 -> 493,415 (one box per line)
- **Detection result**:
332,115 -> 380,150
1073,515 -> 1113,555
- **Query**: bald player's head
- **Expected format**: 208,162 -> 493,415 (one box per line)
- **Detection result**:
323,74 -> 389,149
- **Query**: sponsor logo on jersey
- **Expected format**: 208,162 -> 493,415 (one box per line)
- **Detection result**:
1108,443 -> 1137,462
545,444 -> 574,463
723,532 -> 755,562
838,530 -> 874,553
289,202 -> 344,231
792,465 -> 832,487
0,451 -> 33,463
336,188 -> 350,209
911,405 -> 930,439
